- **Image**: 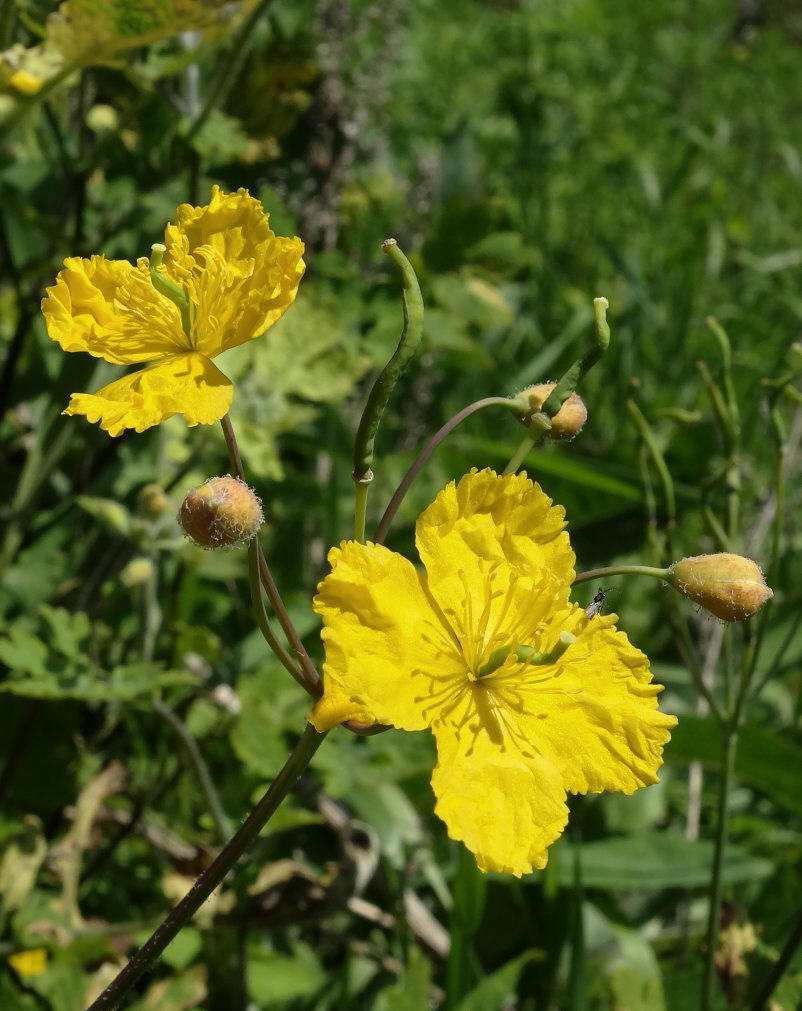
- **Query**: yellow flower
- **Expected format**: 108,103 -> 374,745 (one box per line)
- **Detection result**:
7,948 -> 48,977
42,186 -> 305,436
310,469 -> 676,876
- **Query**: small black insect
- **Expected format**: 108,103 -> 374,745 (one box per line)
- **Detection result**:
585,587 -> 613,618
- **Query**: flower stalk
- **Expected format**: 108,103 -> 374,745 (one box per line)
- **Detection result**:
86,723 -> 326,1011
374,396 -> 526,543
220,415 -> 322,698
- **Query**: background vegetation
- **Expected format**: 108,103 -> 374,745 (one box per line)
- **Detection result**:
1,0 -> 801,1008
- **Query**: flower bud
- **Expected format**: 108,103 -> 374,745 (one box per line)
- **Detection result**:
178,476 -> 263,549
668,553 -> 773,621
139,483 -> 169,517
120,557 -> 154,588
517,382 -> 588,440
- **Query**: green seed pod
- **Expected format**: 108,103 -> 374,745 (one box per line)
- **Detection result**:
178,476 -> 263,550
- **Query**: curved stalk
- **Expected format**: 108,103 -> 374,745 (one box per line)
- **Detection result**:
86,724 -> 326,1011
573,564 -> 670,584
152,700 -> 231,843
248,542 -> 306,688
220,415 -> 322,698
374,396 -> 526,544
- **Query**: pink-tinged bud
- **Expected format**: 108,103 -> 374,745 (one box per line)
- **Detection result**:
517,382 -> 588,440
178,476 -> 263,549
668,553 -> 773,622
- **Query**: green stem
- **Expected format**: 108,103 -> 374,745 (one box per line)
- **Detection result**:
667,593 -> 723,722
502,431 -> 543,475
0,0 -> 15,49
140,558 -> 161,664
750,609 -> 801,703
748,906 -> 802,1011
152,700 -> 231,843
353,239 -> 424,479
627,400 -> 676,532
573,564 -> 670,584
540,296 -> 610,420
183,0 -> 271,142
86,723 -> 326,1011
0,414 -> 71,578
353,478 -> 370,543
247,541 -> 307,690
373,396 -> 526,544
573,565 -> 724,718
701,725 -> 737,1011
220,415 -> 322,698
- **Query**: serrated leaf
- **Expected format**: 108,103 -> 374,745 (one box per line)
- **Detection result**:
45,0 -> 235,66
230,667 -> 306,776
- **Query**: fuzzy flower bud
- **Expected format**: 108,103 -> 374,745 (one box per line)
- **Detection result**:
139,483 -> 169,517
120,557 -> 154,588
178,476 -> 263,549
517,382 -> 588,440
668,553 -> 773,622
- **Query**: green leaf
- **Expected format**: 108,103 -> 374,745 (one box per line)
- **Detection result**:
0,661 -> 194,701
372,947 -> 431,1011
550,834 -> 771,890
0,625 -> 50,677
667,716 -> 802,817
127,965 -> 207,1011
75,496 -> 132,535
247,944 -> 325,1006
348,780 -> 424,868
230,667 -> 306,777
0,818 -> 46,913
454,436 -> 643,502
455,950 -> 538,1011
160,928 -> 203,972
582,905 -> 665,1011
0,973 -> 40,1010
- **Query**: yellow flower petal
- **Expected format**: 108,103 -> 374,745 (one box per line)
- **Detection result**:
41,255 -> 189,364
431,724 -> 568,876
311,540 -> 453,732
484,606 -> 677,796
416,467 -> 575,616
162,186 -> 305,356
309,685 -> 376,732
7,948 -> 47,977
64,352 -> 232,436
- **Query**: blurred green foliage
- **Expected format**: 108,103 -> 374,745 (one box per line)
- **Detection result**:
1,0 -> 802,1008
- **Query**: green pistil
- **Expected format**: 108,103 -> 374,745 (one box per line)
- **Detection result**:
149,243 -> 192,340
476,631 -> 577,678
